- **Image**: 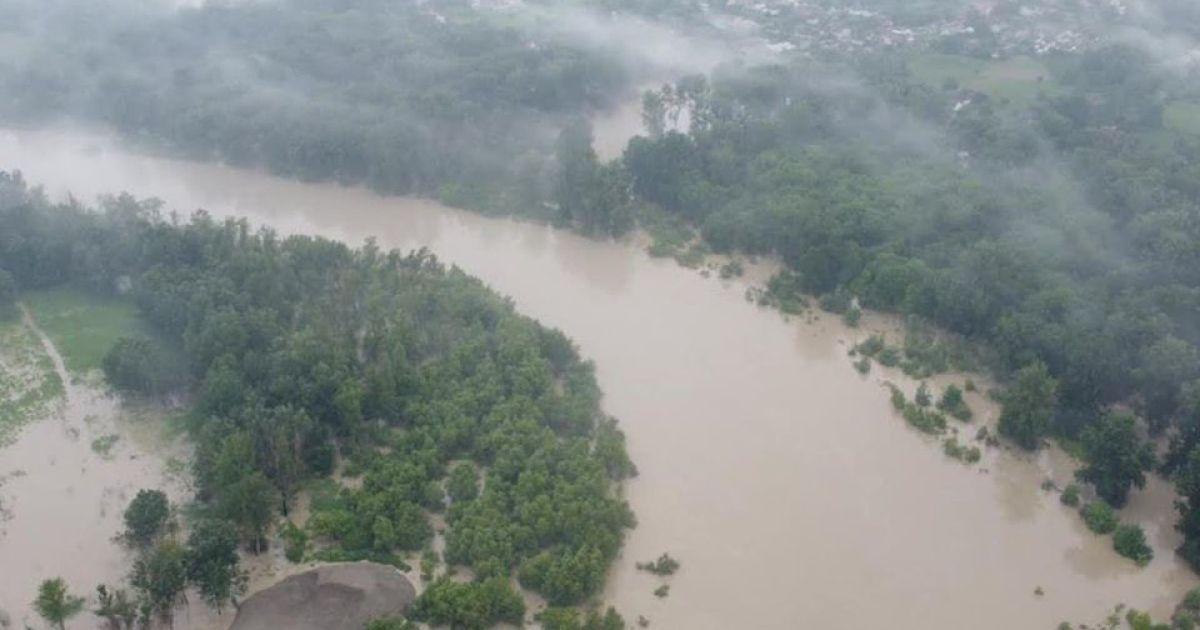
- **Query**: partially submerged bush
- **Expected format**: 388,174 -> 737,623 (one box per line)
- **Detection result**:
937,384 -> 972,421
1080,501 -> 1118,535
636,553 -> 680,576
1113,524 -> 1153,566
1060,484 -> 1081,507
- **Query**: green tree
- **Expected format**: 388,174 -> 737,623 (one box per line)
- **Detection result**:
447,463 -> 478,503
998,362 -> 1058,450
102,337 -> 185,396
1176,449 -> 1200,569
1077,411 -> 1156,507
131,541 -> 189,627
0,268 -> 16,320
219,472 -> 277,553
123,489 -> 170,546
33,578 -> 84,630
185,519 -> 247,612
1113,524 -> 1154,566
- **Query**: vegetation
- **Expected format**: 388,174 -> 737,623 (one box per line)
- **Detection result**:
22,287 -> 151,376
998,362 -> 1057,451
122,489 -> 170,547
32,578 -> 84,630
537,607 -> 626,630
1113,524 -> 1154,567
0,269 -> 15,321
1081,502 -> 1119,536
102,337 -> 186,396
636,553 -> 680,576
1077,412 -> 1157,508
1061,484 -> 1081,508
1,171 -> 634,619
937,384 -> 972,421
408,577 -> 525,630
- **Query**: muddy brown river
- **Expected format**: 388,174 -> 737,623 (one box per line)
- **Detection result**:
0,127 -> 1194,629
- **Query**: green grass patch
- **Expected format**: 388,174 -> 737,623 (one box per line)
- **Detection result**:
22,287 -> 152,376
1166,101 -> 1200,136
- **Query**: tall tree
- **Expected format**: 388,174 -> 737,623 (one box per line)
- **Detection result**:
998,361 -> 1058,450
185,519 -> 247,612
131,541 -> 189,627
1077,411 -> 1156,507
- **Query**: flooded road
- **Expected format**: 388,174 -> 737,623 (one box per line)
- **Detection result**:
0,304 -> 187,628
0,127 -> 1194,629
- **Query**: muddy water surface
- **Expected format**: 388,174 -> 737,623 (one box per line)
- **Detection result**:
0,127 -> 1195,629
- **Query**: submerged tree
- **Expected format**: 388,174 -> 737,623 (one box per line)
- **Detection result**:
122,489 -> 170,547
33,578 -> 85,630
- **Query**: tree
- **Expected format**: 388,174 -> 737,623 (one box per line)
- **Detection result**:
123,489 -> 170,546
219,472 -> 277,553
0,268 -> 15,320
1077,411 -> 1156,507
1113,524 -> 1154,566
94,585 -> 138,630
185,519 -> 247,612
102,337 -> 185,396
998,362 -> 1058,450
1176,449 -> 1200,569
131,541 -> 189,627
447,463 -> 478,503
33,578 -> 84,630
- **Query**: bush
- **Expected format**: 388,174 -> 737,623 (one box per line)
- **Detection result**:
123,489 -> 170,546
636,553 -> 680,576
1080,501 -> 1119,535
282,521 -> 307,563
937,384 -> 973,421
915,382 -> 932,407
1060,484 -> 1081,507
409,577 -> 525,629
1113,524 -> 1153,566
856,335 -> 886,357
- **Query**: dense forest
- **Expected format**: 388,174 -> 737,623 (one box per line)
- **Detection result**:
0,171 -> 634,627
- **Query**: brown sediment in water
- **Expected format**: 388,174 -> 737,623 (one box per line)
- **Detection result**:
0,126 -> 1196,629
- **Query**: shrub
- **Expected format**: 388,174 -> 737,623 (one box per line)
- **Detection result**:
937,384 -> 973,421
1060,484 -> 1081,507
282,521 -> 307,563
1080,501 -> 1118,535
636,553 -> 680,576
856,335 -> 886,357
854,356 -> 871,374
915,382 -> 932,407
1113,524 -> 1153,566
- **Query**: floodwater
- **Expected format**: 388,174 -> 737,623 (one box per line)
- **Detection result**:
0,126 -> 1195,629
0,306 -> 187,628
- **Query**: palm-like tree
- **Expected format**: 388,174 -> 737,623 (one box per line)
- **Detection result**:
33,578 -> 85,630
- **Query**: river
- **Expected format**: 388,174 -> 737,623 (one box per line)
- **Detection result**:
0,126 -> 1194,629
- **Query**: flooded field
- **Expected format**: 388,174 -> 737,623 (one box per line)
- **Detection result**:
0,126 -> 1195,629
0,306 -> 188,628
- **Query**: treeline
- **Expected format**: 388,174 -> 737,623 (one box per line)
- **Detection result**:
611,47 -> 1200,565
0,0 -> 629,216
0,171 -> 635,625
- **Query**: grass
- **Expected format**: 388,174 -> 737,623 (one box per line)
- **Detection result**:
22,286 -> 152,376
0,316 -> 64,444
1165,101 -> 1200,136
909,53 -> 1056,107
